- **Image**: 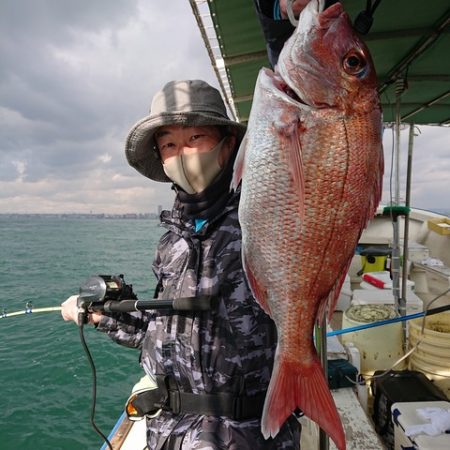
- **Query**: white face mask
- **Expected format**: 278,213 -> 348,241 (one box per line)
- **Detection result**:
162,138 -> 226,194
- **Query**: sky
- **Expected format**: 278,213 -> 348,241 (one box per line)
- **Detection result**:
1,0 -> 449,215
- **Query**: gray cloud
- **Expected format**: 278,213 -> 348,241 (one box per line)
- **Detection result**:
0,0 -> 448,214
0,0 -> 217,213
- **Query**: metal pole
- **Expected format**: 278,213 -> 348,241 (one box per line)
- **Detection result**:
318,314 -> 329,450
391,80 -> 405,313
400,124 -> 415,339
392,78 -> 410,312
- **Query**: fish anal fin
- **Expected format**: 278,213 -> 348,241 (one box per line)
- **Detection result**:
262,355 -> 346,450
242,253 -> 271,316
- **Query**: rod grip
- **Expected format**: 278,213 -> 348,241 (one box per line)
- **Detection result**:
101,296 -> 215,313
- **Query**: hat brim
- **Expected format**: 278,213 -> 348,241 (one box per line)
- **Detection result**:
125,112 -> 247,182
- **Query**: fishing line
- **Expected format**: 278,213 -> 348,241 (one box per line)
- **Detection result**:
79,323 -> 113,450
1,302 -> 114,448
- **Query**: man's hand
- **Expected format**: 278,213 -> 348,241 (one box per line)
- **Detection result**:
61,294 -> 102,325
280,0 -> 311,19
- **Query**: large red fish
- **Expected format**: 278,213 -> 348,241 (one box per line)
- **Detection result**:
231,1 -> 383,448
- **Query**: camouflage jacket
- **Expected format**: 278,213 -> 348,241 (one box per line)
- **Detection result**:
97,191 -> 300,449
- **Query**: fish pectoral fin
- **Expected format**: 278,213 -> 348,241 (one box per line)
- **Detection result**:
242,253 -> 272,316
231,133 -> 248,191
283,122 -> 305,222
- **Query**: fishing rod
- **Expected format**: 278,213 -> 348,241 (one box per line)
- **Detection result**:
3,282 -> 448,339
0,305 -> 61,319
0,275 -> 215,321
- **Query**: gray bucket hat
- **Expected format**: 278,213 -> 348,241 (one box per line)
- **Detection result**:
125,79 -> 247,182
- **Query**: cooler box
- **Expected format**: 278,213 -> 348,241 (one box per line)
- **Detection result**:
371,370 -> 447,450
392,401 -> 450,450
352,288 -> 423,314
360,246 -> 391,273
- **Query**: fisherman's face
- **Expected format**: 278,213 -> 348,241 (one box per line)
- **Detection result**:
155,124 -> 237,194
155,125 -> 235,167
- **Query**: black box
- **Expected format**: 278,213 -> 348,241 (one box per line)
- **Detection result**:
371,370 -> 446,449
327,358 -> 358,390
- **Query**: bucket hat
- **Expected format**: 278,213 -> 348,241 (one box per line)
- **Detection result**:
125,79 -> 247,182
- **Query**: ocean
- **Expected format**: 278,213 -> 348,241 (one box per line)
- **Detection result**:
2,209 -> 449,449
0,216 -> 164,450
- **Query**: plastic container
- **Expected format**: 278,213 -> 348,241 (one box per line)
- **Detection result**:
371,370 -> 447,450
392,401 -> 450,450
341,305 -> 405,374
360,246 -> 391,273
427,217 -> 450,236
352,288 -> 423,314
408,312 -> 450,399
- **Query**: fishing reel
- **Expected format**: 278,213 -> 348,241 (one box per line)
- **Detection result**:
77,274 -> 137,325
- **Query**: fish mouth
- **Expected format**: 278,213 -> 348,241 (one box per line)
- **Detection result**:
275,76 -> 302,103
270,70 -> 311,110
274,1 -> 346,110
273,0 -> 326,110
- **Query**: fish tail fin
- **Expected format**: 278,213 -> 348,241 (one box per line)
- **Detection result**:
262,355 -> 346,450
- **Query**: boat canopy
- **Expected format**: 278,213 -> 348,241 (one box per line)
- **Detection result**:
190,0 -> 450,125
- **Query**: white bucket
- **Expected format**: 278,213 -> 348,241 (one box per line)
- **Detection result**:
408,312 -> 450,399
341,305 -> 405,375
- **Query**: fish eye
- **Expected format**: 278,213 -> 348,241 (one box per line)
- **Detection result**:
343,51 -> 367,77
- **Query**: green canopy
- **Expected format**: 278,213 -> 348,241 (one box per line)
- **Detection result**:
190,0 -> 450,125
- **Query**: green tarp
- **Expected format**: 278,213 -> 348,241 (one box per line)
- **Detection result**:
206,0 -> 450,125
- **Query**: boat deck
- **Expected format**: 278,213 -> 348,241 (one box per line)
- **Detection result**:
301,387 -> 385,449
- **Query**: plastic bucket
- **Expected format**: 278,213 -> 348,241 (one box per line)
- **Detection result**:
359,246 -> 391,273
408,312 -> 450,398
341,305 -> 405,375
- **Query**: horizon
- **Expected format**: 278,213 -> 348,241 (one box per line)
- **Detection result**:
1,205 -> 449,217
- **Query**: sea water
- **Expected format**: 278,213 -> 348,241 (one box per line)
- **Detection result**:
0,216 -> 164,449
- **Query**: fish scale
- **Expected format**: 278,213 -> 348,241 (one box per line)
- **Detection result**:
231,1 -> 383,449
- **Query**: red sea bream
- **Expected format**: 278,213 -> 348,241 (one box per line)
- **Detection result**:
231,1 -> 383,448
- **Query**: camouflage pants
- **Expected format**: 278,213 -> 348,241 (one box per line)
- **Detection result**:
151,413 -> 301,450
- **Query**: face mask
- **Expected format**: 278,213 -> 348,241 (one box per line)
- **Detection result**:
162,138 -> 227,194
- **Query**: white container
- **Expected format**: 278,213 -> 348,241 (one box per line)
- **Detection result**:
408,312 -> 450,399
352,288 -> 423,314
391,401 -> 450,450
341,305 -> 405,375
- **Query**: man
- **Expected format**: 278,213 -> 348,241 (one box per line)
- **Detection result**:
254,0 -> 338,67
62,80 -> 301,449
